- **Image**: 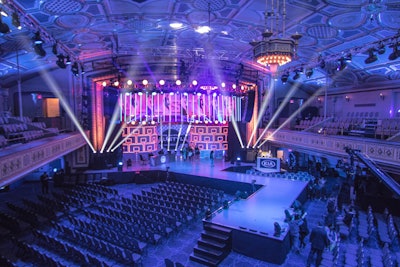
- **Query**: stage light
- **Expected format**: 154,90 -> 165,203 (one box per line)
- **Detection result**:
56,55 -> 66,69
65,56 -> 71,65
221,82 -> 226,88
102,81 -> 107,87
169,22 -> 183,29
377,42 -> 386,55
142,79 -> 148,86
305,68 -> 313,78
192,80 -> 198,86
113,80 -> 119,87
176,79 -> 182,86
33,43 -> 46,57
336,57 -> 347,71
389,44 -> 399,60
365,48 -> 378,64
71,62 -> 79,76
33,31 -> 43,44
293,71 -> 300,80
52,44 -> 58,55
232,84 -> 237,89
11,12 -> 21,30
127,79 -> 133,86
281,72 -> 289,84
344,53 -> 352,62
159,79 -> 165,86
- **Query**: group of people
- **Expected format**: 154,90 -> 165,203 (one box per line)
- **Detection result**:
286,197 -> 339,267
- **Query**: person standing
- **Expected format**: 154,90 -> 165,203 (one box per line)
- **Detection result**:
288,214 -> 303,254
307,221 -> 329,267
210,150 -> 214,166
40,172 -> 49,194
299,216 -> 309,249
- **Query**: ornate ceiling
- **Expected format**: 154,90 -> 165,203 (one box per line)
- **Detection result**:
0,0 -> 400,90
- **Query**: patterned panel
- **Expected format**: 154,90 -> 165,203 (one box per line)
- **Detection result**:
123,126 -> 158,153
0,133 -> 87,187
265,129 -> 400,166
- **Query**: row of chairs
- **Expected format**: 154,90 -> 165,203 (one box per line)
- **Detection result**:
163,181 -> 224,199
97,204 -> 173,243
77,184 -> 119,197
84,209 -> 152,248
54,223 -> 142,266
67,215 -> 147,254
16,241 -> 70,267
342,242 -> 365,267
22,198 -> 58,220
112,201 -> 181,234
368,244 -> 394,267
144,190 -> 202,217
32,229 -> 100,267
152,186 -> 221,205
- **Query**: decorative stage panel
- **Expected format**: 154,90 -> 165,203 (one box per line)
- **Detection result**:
189,125 -> 228,151
122,124 -> 228,153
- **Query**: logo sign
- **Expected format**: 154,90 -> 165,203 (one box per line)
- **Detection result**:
260,158 -> 277,169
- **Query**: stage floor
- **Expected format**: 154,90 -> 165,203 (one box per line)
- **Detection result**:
211,177 -> 308,237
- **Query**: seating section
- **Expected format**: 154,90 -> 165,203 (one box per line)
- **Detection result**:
0,180 -> 226,266
245,169 -> 314,181
295,116 -> 400,140
0,115 -> 59,147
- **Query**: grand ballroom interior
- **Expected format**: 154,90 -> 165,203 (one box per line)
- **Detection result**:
1,0 -> 400,266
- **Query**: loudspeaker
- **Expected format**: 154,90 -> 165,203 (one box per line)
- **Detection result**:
242,90 -> 255,122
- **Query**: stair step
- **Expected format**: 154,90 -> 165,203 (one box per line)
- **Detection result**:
201,230 -> 230,242
194,244 -> 224,258
198,236 -> 227,250
190,252 -> 220,267
204,223 -> 232,235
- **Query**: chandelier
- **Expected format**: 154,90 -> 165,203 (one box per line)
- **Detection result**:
251,0 -> 301,73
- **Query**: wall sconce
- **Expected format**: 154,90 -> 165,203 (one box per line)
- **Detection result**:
345,96 -> 350,102
379,93 -> 385,100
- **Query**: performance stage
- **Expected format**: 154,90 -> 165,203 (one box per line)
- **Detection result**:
83,157 -> 309,264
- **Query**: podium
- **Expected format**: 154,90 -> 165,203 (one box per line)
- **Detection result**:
256,157 -> 280,173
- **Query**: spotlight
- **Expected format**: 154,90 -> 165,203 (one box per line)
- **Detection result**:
344,53 -> 352,62
0,15 -> 10,34
71,62 -> 79,76
159,79 -> 165,86
365,48 -> 378,64
305,68 -> 313,78
281,72 -> 289,84
337,57 -> 347,71
293,71 -> 300,80
389,44 -> 400,61
52,44 -> 58,55
11,12 -> 21,30
56,55 -> 66,69
34,43 -> 46,57
142,79 -> 148,86
33,31 -> 43,45
176,79 -> 181,86
377,42 -> 386,55
80,64 -> 85,75
65,56 -> 71,65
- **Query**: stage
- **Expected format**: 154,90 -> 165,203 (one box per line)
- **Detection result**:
83,156 -> 309,264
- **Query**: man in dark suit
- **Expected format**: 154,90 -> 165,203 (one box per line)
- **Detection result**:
306,221 -> 329,267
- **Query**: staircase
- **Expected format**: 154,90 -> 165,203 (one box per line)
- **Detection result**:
190,221 -> 232,266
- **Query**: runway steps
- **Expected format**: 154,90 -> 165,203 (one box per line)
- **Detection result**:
190,221 -> 232,266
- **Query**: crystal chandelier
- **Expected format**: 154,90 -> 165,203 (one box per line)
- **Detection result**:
251,0 -> 301,73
